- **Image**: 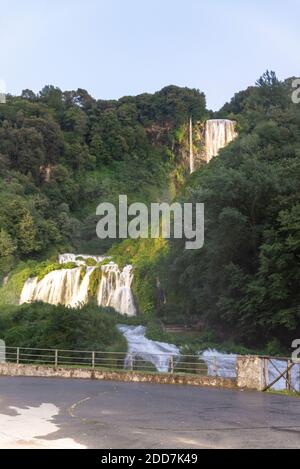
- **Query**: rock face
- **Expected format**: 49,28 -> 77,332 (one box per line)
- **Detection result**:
204,119 -> 237,163
19,254 -> 136,316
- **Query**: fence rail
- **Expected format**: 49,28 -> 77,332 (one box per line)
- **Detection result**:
0,345 -> 236,377
1,346 -> 299,391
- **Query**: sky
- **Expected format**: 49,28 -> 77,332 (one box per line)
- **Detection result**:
1,0 -> 299,110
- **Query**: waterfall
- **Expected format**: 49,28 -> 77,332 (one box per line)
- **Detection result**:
69,267 -> 95,308
20,268 -> 89,307
118,325 -> 179,372
19,254 -> 136,316
117,327 -> 300,390
97,263 -> 136,317
19,277 -> 39,305
205,119 -> 237,163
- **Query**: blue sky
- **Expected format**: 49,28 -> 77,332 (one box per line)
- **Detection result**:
1,0 -> 299,109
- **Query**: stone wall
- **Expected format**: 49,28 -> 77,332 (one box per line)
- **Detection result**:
0,359 -> 276,391
0,363 -> 237,389
237,356 -> 268,391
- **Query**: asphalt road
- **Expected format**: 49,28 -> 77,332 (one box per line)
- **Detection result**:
0,376 -> 300,449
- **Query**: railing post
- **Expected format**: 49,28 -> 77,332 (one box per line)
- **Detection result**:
129,353 -> 133,371
169,355 -> 174,374
16,347 -> 20,365
55,349 -> 58,367
262,357 -> 269,389
287,360 -> 292,391
213,357 -> 218,376
92,351 -> 95,369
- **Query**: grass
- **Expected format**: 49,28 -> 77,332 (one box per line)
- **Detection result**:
266,389 -> 300,398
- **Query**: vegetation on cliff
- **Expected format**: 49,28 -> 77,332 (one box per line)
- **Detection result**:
0,72 -> 299,353
159,72 -> 300,349
0,85 -> 206,276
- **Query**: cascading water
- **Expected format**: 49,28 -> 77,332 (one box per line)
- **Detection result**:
97,263 -> 136,317
118,325 -> 180,372
205,119 -> 237,163
19,255 -> 300,391
20,267 -> 91,308
19,254 -> 136,316
69,267 -> 95,308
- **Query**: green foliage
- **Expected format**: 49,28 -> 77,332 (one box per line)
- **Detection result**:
0,229 -> 16,277
1,73 -> 299,353
0,302 -> 127,352
18,211 -> 41,255
30,261 -> 78,281
88,267 -> 102,298
0,261 -> 38,305
0,84 -> 206,260
163,72 -> 300,349
85,257 -> 97,266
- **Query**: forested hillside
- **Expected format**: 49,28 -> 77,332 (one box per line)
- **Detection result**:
0,72 -> 299,352
0,85 -> 206,277
159,72 -> 300,349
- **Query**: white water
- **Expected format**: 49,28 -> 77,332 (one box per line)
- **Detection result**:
20,267 -> 88,308
118,326 -> 300,391
118,325 -> 179,372
119,325 -> 234,376
20,254 -> 136,316
98,264 -> 136,317
205,119 -> 237,163
201,349 -> 237,379
69,266 -> 95,308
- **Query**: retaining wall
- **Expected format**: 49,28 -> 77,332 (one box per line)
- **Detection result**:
0,363 -> 237,389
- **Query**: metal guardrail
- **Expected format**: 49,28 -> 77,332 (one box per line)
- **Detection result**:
1,346 -> 299,390
0,345 -> 235,377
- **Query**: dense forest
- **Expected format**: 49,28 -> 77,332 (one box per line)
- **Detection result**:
0,84 -> 206,272
0,72 -> 299,352
160,72 -> 300,350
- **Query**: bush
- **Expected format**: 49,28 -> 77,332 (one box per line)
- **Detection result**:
30,261 -> 78,281
0,302 -> 127,352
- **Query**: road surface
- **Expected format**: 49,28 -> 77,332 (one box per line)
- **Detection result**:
0,376 -> 299,448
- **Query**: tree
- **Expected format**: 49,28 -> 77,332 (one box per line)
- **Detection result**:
39,85 -> 63,111
18,212 -> 41,255
21,89 -> 37,101
0,126 -> 45,181
256,70 -> 279,88
62,107 -> 88,136
161,73 -> 300,347
23,117 -> 64,164
0,229 -> 16,276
